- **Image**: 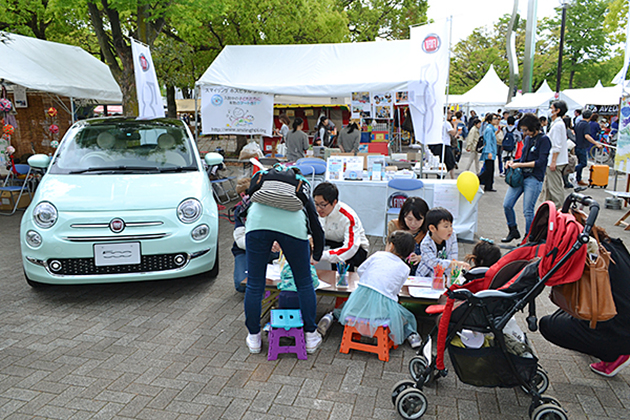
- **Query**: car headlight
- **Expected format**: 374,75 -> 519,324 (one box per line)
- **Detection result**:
26,230 -> 43,247
191,224 -> 209,240
177,198 -> 202,224
33,202 -> 58,228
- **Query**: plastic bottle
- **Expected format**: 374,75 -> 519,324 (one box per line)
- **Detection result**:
432,265 -> 445,290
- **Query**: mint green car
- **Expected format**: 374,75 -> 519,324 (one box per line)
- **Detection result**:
21,118 -> 224,286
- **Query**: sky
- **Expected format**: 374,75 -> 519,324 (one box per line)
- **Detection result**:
426,0 -> 561,44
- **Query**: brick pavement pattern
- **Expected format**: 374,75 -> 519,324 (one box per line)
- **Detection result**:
1,160 -> 629,419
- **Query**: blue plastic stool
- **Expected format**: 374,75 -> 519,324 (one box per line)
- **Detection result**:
267,309 -> 307,360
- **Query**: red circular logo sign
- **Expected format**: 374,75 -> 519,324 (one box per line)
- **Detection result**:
139,54 -> 149,72
109,218 -> 126,233
388,193 -> 409,209
422,34 -> 441,54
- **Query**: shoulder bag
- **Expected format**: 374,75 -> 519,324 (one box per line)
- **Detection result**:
504,166 -> 523,188
248,164 -> 311,212
550,212 -> 617,328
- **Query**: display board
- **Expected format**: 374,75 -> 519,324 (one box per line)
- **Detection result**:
200,85 -> 274,136
614,95 -> 630,173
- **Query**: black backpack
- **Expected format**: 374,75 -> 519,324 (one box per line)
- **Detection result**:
475,135 -> 485,153
502,128 -> 516,152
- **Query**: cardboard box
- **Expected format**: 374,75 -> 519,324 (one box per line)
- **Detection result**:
0,190 -> 31,211
330,152 -> 383,170
407,152 -> 422,162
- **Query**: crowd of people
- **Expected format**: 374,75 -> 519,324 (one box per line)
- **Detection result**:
232,103 -> 629,379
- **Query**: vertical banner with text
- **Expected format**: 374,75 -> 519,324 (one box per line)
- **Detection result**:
614,96 -> 630,173
408,20 -> 450,145
200,85 -> 274,136
131,38 -> 165,118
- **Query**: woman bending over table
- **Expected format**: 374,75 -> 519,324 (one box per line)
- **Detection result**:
387,197 -> 429,276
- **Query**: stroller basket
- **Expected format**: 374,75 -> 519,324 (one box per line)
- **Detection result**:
448,343 -> 538,388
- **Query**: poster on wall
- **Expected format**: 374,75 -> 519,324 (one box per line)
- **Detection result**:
200,85 -> 274,136
351,92 -> 371,119
372,92 -> 393,119
13,85 -> 27,108
614,96 -> 630,173
395,91 -> 409,105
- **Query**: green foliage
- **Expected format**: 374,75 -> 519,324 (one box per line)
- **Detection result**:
339,0 -> 428,42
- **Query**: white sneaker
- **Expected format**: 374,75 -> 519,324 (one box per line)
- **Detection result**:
317,313 -> 334,336
305,331 -> 322,353
246,332 -> 262,354
407,333 -> 422,349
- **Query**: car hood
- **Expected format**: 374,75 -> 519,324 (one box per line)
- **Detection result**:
36,173 -> 209,211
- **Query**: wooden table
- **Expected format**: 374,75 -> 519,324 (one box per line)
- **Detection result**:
246,270 -> 441,322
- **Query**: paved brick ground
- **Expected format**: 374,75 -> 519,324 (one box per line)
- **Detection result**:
1,158 -> 630,419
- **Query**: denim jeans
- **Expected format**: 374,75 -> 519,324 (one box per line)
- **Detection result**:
245,230 -> 316,334
233,252 -> 247,293
503,175 -> 543,234
574,147 -> 588,182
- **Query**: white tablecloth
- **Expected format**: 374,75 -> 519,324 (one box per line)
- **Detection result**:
330,179 -> 482,240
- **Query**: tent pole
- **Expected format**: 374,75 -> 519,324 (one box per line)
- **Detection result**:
70,97 -> 76,123
194,85 -> 198,142
440,16 -> 454,179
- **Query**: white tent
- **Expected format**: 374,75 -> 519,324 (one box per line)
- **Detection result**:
563,85 -> 623,108
536,80 -> 552,94
450,65 -> 509,116
0,32 -> 122,102
198,41 -> 432,96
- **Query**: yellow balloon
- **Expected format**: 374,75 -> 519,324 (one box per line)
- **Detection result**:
457,171 -> 480,203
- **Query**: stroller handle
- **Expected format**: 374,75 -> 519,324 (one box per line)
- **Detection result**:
561,192 -> 599,236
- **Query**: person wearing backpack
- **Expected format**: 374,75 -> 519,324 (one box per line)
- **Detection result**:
243,165 -> 325,354
463,118 -> 482,173
540,101 -> 569,208
501,116 -> 521,165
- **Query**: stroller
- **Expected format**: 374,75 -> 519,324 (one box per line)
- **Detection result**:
391,193 -> 599,420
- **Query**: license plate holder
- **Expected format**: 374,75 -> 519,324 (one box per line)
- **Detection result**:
94,242 -> 141,266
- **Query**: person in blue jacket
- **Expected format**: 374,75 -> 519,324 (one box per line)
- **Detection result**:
479,113 -> 498,192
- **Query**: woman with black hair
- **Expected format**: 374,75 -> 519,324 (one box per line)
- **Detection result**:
386,197 -> 429,275
285,117 -> 309,162
501,113 -> 551,242
337,118 -> 361,154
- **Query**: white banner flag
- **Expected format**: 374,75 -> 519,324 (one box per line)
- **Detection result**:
408,20 -> 451,145
200,85 -> 274,136
131,38 -> 165,118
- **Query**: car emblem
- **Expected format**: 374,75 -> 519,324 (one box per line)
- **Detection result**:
109,218 -> 125,233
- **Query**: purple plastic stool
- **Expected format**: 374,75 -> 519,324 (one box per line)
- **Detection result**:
267,309 -> 307,361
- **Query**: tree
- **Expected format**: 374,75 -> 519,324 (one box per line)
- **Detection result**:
339,0 -> 428,42
557,0 -> 612,88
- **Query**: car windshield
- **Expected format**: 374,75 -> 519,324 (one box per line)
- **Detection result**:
48,120 -> 199,175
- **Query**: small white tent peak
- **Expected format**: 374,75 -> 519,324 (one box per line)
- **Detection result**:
456,65 -> 509,106
536,80 -> 552,94
0,31 -> 122,102
594,80 -> 604,89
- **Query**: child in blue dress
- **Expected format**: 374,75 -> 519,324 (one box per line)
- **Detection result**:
324,230 -> 421,347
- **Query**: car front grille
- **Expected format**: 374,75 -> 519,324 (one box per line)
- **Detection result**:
47,253 -> 187,276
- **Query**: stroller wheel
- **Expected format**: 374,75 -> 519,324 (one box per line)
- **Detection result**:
391,380 -> 416,405
521,368 -> 549,395
409,356 -> 433,385
530,403 -> 568,420
395,388 -> 428,420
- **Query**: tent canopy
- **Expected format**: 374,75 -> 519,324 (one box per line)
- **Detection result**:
0,31 -> 122,102
456,65 -> 509,106
563,85 -> 623,107
536,80 -> 552,94
197,41 -> 425,96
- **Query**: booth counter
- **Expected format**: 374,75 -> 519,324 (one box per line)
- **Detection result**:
329,179 -> 482,240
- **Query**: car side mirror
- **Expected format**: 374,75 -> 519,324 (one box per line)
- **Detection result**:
204,152 -> 224,166
28,154 -> 51,169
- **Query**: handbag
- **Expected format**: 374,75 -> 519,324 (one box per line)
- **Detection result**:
504,166 -> 523,188
550,218 -> 617,328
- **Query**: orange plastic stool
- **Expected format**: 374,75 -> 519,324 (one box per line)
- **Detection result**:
339,322 -> 397,362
